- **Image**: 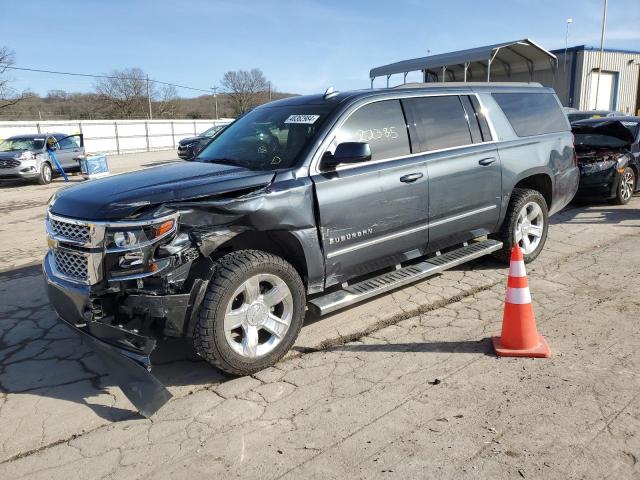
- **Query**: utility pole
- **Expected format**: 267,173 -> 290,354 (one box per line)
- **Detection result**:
595,0 -> 608,109
146,74 -> 153,120
211,86 -> 219,119
564,18 -> 573,73
268,81 -> 272,102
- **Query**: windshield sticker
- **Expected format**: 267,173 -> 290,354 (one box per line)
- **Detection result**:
285,114 -> 320,124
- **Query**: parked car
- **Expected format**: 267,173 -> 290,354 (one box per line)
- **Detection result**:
567,110 -> 625,123
572,117 -> 640,204
177,125 -> 225,160
43,83 -> 578,413
0,133 -> 84,184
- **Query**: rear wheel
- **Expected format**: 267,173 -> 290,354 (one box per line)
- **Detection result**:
37,162 -> 52,185
194,250 -> 306,375
492,188 -> 549,264
614,167 -> 635,205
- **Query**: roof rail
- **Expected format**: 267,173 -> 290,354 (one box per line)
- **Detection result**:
392,81 -> 543,89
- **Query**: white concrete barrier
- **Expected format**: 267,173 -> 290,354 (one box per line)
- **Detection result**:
0,119 -> 233,155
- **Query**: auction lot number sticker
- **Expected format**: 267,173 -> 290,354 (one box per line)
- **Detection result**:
285,114 -> 320,124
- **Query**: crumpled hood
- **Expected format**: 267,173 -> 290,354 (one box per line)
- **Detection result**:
572,120 -> 636,146
49,161 -> 275,220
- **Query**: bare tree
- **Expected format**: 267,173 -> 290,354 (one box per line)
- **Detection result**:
155,84 -> 179,118
221,68 -> 269,115
0,47 -> 26,110
95,68 -> 148,118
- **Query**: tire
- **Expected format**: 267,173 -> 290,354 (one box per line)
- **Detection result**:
613,167 -> 635,205
37,162 -> 52,185
194,250 -> 306,375
491,188 -> 549,264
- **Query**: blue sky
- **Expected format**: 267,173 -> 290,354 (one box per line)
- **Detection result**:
2,0 -> 639,97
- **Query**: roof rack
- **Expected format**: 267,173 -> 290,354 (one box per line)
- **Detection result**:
392,81 -> 543,89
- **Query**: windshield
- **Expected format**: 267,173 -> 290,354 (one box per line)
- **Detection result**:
574,133 -> 630,149
0,138 -> 45,152
202,125 -> 223,137
197,105 -> 334,170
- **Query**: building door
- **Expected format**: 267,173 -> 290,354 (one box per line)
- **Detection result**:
588,71 -> 618,110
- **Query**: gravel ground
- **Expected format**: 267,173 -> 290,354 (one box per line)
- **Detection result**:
0,156 -> 639,479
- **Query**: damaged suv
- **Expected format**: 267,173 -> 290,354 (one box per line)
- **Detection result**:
44,83 -> 577,412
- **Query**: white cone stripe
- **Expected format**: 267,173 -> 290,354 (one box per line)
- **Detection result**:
506,287 -> 531,305
509,260 -> 526,278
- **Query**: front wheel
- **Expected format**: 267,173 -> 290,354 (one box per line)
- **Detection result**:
194,250 -> 306,375
614,167 -> 635,205
491,188 -> 549,264
37,162 -> 52,185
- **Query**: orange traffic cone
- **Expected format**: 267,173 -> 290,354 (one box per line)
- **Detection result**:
492,245 -> 551,358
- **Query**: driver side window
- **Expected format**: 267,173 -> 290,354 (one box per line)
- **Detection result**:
333,100 -> 411,162
58,137 -> 79,150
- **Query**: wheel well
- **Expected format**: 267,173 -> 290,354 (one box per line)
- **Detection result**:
213,231 -> 308,286
514,174 -> 552,208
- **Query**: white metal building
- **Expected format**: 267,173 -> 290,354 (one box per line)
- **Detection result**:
552,45 -> 640,114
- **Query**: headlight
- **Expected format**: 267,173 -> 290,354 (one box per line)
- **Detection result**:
581,159 -> 616,173
18,151 -> 35,161
105,218 -> 177,251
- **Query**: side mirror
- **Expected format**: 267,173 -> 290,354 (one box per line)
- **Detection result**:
321,142 -> 371,169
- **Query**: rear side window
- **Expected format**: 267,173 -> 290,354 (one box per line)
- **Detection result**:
58,137 -> 79,149
404,95 -> 473,151
493,93 -> 568,137
335,100 -> 410,161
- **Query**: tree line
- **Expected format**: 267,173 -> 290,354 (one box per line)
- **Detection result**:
0,47 -> 293,120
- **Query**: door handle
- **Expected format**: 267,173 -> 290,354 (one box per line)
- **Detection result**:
400,172 -> 423,183
478,157 -> 496,166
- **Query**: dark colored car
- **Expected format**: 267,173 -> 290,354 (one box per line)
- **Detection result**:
567,110 -> 624,123
177,125 -> 226,160
44,83 -> 577,415
572,117 -> 640,204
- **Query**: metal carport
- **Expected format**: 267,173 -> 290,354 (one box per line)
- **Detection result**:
369,39 -> 557,87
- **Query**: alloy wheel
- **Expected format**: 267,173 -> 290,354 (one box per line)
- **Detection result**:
515,201 -> 544,255
620,170 -> 634,202
224,273 -> 293,358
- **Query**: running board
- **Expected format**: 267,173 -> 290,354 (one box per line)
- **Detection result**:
308,239 -> 503,316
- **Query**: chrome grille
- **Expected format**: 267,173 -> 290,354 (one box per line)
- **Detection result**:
50,218 -> 90,243
0,159 -> 20,168
54,250 -> 88,281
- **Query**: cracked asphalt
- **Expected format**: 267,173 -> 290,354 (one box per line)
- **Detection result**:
1,155 -> 639,478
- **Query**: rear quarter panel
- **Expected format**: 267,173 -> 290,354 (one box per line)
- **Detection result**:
478,92 -> 578,222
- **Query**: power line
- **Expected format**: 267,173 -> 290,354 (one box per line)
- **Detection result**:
3,65 -> 213,94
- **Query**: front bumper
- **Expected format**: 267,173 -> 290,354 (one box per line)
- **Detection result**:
43,254 -> 173,416
44,251 -> 155,362
575,166 -> 619,200
0,166 -> 39,180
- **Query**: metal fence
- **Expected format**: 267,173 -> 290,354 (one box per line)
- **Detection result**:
0,119 -> 233,155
